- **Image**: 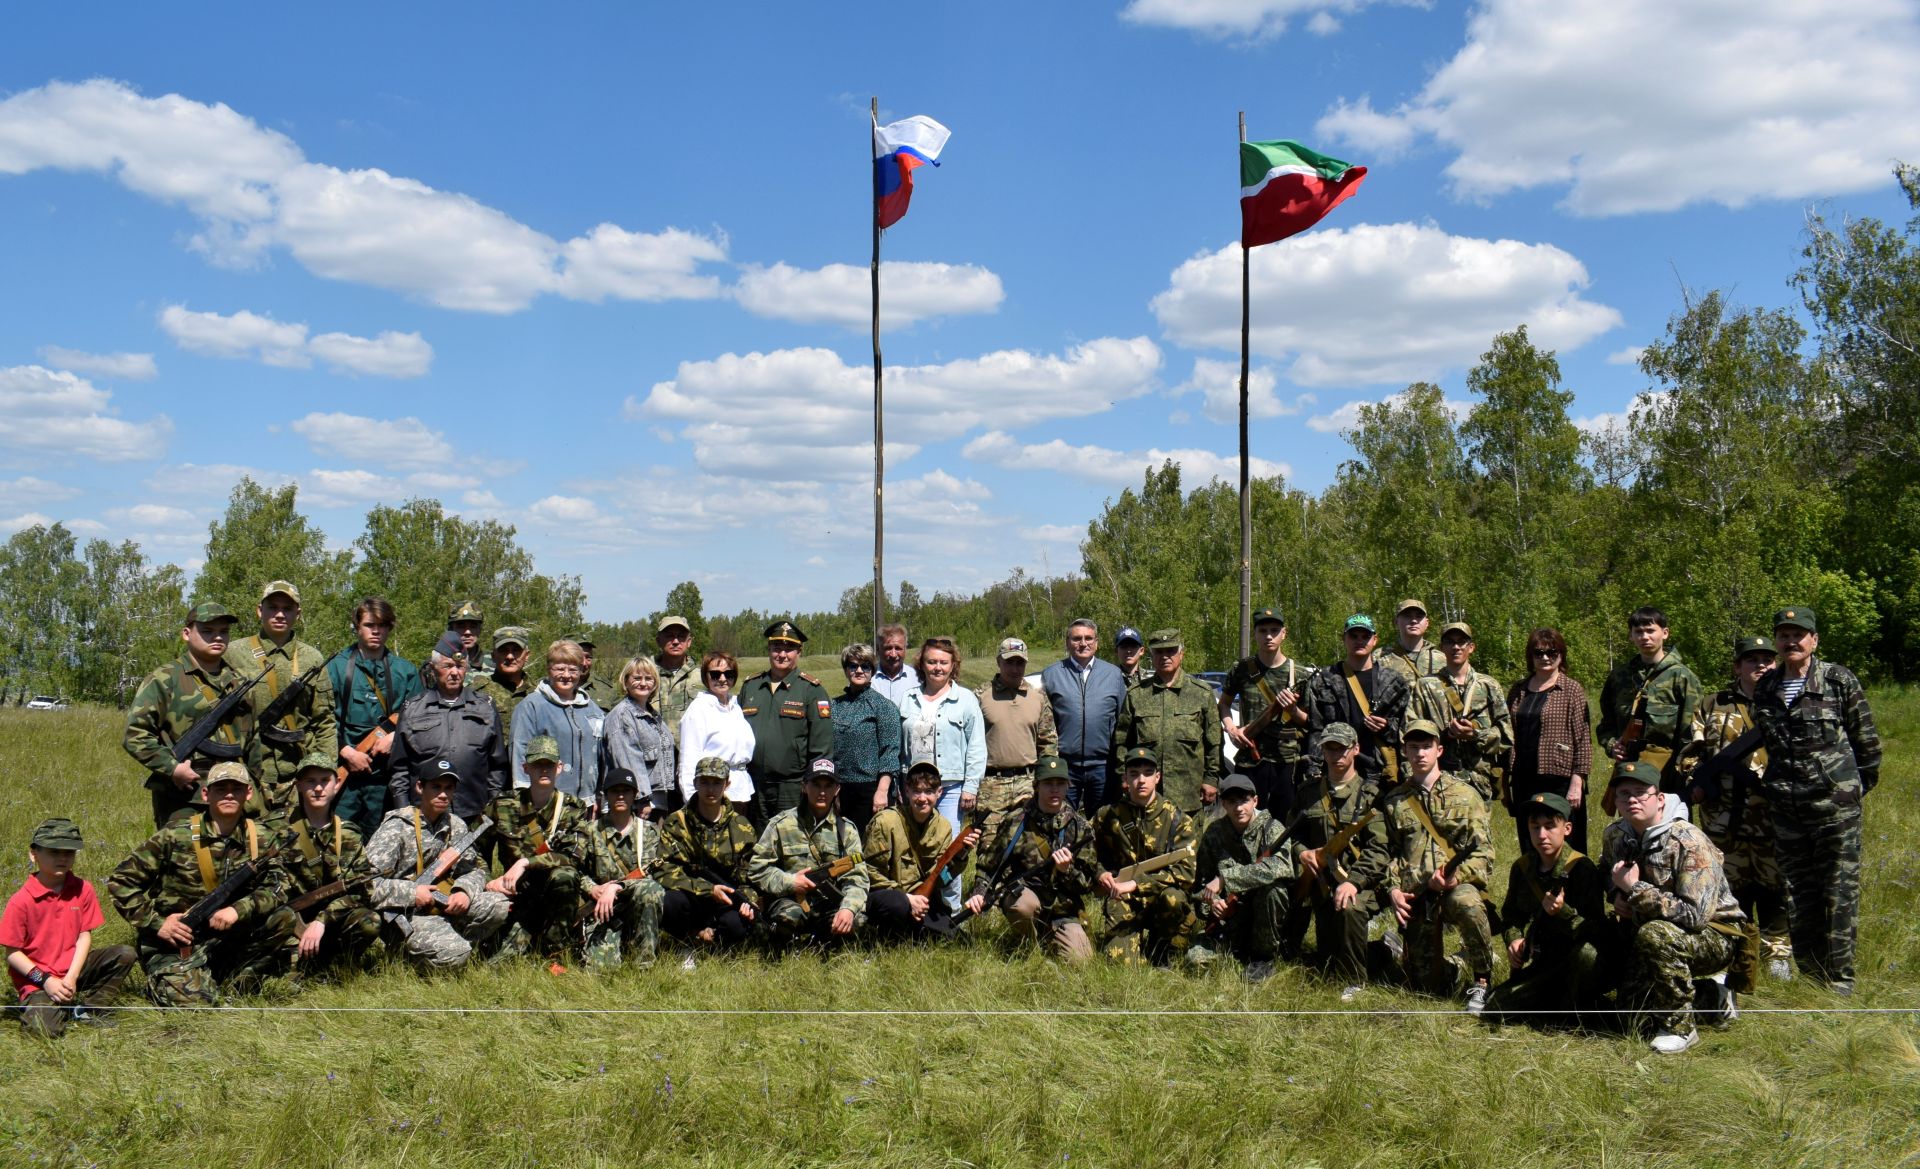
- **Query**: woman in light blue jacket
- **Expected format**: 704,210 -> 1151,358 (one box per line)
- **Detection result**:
897,637 -> 986,911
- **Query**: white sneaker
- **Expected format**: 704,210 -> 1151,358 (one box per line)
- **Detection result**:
1767,958 -> 1794,982
1650,1027 -> 1699,1054
679,952 -> 698,972
1465,983 -> 1489,1016
1339,984 -> 1364,1003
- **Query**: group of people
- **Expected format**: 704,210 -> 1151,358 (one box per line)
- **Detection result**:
0,587 -> 1880,1058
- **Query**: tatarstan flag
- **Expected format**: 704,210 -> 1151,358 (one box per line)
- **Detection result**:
1240,139 -> 1366,248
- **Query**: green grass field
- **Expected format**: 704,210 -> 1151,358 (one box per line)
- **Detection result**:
0,695 -> 1915,1168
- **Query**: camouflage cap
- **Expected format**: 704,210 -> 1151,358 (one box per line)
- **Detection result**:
259,579 -> 301,604
656,615 -> 691,634
294,749 -> 336,776
1219,773 -> 1257,797
1396,598 -> 1428,617
30,818 -> 83,850
185,599 -> 241,625
693,756 -> 731,781
764,619 -> 806,646
1612,759 -> 1661,788
448,600 -> 483,624
1402,718 -> 1443,741
525,735 -> 562,764
431,631 -> 468,663
1146,628 -> 1183,651
1733,635 -> 1776,660
1343,614 -> 1376,634
1250,607 -> 1285,628
1439,621 -> 1474,641
1524,792 -> 1574,820
1121,746 -> 1159,769
1316,722 -> 1359,750
996,636 -> 1029,662
600,766 -> 641,792
204,761 -> 251,788
1773,606 -> 1817,633
1035,756 -> 1070,783
492,625 -> 531,651
1114,625 -> 1144,647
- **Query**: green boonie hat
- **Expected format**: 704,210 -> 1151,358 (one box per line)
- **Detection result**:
1525,792 -> 1574,820
1219,773 -> 1257,797
1733,635 -> 1776,660
1146,628 -> 1183,651
30,818 -> 83,850
1035,756 -> 1070,783
1773,607 -> 1817,633
185,599 -> 240,625
694,756 -> 731,780
1440,621 -> 1474,641
657,615 -> 691,634
260,580 -> 301,604
1343,614 -> 1375,634
204,761 -> 251,787
764,619 -> 806,645
1121,746 -> 1159,768
525,735 -> 562,764
1402,718 -> 1443,740
1317,722 -> 1359,749
1613,759 -> 1661,787
295,749 -> 336,776
493,625 -> 531,650
448,600 -> 483,624
1250,607 -> 1284,627
1396,598 -> 1427,617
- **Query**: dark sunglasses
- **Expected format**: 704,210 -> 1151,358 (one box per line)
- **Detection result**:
844,662 -> 875,672
1530,649 -> 1561,659
707,669 -> 737,680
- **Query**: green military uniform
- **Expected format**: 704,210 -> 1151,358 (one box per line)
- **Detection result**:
273,806 -> 380,972
107,809 -> 299,1005
1190,800 -> 1295,968
1223,652 -> 1314,767
1411,668 -> 1513,804
1597,648 -> 1704,793
1093,783 -> 1198,965
747,803 -> 869,949
971,795 -> 1100,924
124,604 -> 258,828
1373,639 -> 1446,687
862,806 -> 954,893
1379,758 -> 1497,994
656,656 -> 702,741
1286,738 -> 1390,984
470,625 -> 534,734
739,629 -> 835,823
227,631 -> 338,823
1690,672 -> 1790,966
1114,648 -> 1223,814
1486,794 -> 1610,1026
657,804 -> 761,897
570,809 -> 666,970
484,786 -> 595,958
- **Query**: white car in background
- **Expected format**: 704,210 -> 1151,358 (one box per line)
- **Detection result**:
25,696 -> 70,711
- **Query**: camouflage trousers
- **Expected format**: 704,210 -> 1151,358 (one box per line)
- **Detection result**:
1771,798 -> 1863,985
1621,919 -> 1736,1033
1402,884 -> 1497,993
385,891 -> 511,970
762,896 -> 864,952
1099,887 -> 1196,966
500,869 -> 591,960
1703,786 -> 1791,956
976,773 -> 1034,849
1485,939 -> 1606,1027
15,945 -> 136,1037
137,907 -> 302,1006
1191,883 -> 1289,965
294,906 -> 383,976
581,878 -> 666,970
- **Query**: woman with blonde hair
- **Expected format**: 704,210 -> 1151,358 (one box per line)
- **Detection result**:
602,655 -> 677,813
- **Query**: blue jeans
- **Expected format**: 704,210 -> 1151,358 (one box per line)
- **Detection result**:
936,780 -> 966,913
1066,757 -> 1110,813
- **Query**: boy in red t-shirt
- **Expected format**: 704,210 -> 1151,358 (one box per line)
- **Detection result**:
1,818 -> 135,1036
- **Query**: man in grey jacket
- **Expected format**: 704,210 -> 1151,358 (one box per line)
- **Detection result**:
389,632 -> 508,819
1041,619 -> 1129,813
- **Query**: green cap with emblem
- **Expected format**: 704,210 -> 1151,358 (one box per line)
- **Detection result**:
764,619 -> 806,646
1343,613 -> 1375,634
259,579 -> 301,604
1613,759 -> 1661,787
448,600 -> 483,624
492,625 -> 530,651
1772,606 -> 1817,633
30,818 -> 84,850
1035,756 -> 1070,783
185,599 -> 241,625
1402,718 -> 1443,740
1146,628 -> 1183,651
525,735 -> 562,764
1121,746 -> 1159,768
693,756 -> 731,780
1733,635 -> 1776,660
1525,792 -> 1573,820
1250,607 -> 1284,627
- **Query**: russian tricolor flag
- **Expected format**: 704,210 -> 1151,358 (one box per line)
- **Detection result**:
874,115 -> 950,229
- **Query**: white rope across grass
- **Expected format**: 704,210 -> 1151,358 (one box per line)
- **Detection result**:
64,1003 -> 1920,1016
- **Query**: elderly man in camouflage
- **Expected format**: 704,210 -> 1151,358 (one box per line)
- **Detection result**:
1114,629 -> 1223,815
974,637 -> 1059,845
1380,720 -> 1497,1013
1373,599 -> 1446,686
1751,607 -> 1881,997
472,626 -> 535,736
124,600 -> 258,828
364,769 -> 509,970
108,762 -> 299,1005
747,759 -> 870,952
573,767 -> 666,970
1604,760 -> 1750,1053
1189,772 -> 1294,982
653,616 -> 702,747
1094,748 -> 1199,965
226,580 -> 337,824
1410,622 -> 1513,805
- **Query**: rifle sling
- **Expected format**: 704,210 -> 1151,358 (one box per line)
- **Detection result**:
191,814 -> 259,894
1398,785 -> 1456,870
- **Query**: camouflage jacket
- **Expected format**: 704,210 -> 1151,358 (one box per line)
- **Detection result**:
123,652 -> 257,792
1379,772 -> 1494,893
1305,661 -> 1409,782
746,806 -> 870,915
1093,795 -> 1198,897
655,658 -> 703,741
1289,772 -> 1390,892
1691,686 -> 1772,839
272,814 -> 375,931
1411,669 -> 1514,789
225,634 -> 338,783
573,816 -> 663,886
1601,816 -> 1745,931
861,807 -> 954,893
1495,847 -> 1607,951
655,804 -> 760,896
1597,650 -> 1704,758
485,789 -> 594,877
1751,657 -> 1881,802
1222,655 -> 1314,763
1114,671 -> 1223,812
1373,639 -> 1446,687
971,803 -> 1100,919
108,814 -> 290,935
471,669 -> 534,736
363,807 -> 491,910
1195,808 -> 1296,897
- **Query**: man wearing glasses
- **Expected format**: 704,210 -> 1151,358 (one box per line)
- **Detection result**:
740,620 -> 836,826
1306,614 -> 1410,790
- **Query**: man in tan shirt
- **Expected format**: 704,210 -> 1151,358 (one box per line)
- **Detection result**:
975,638 -> 1059,845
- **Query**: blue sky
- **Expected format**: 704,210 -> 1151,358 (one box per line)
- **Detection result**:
4,2 -> 1918,619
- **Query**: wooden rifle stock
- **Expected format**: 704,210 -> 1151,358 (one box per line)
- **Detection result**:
793,854 -> 857,912
912,811 -> 987,900
336,710 -> 401,782
1294,808 -> 1379,901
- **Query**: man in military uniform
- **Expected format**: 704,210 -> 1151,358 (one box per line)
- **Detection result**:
974,637 -> 1059,845
1751,607 -> 1881,996
964,757 -> 1100,961
471,626 -> 536,736
1685,636 -> 1792,980
1597,606 -> 1704,813
654,615 -> 702,745
864,758 -> 978,941
656,757 -> 761,955
1220,608 -> 1313,813
389,632 -> 507,821
124,600 -> 259,828
447,600 -> 486,673
483,734 -> 594,959
1093,748 -> 1198,965
1373,599 -> 1446,685
1305,615 -> 1409,790
740,620 -> 835,825
108,762 -> 299,1005
276,752 -> 381,974
1289,723 -> 1390,1000
364,768 -> 509,970
1379,720 -> 1497,1012
1114,629 -> 1223,815
572,633 -> 608,706
573,767 -> 666,970
329,597 -> 423,839
1604,760 -> 1749,1053
226,580 -> 338,824
1409,622 -> 1512,804
1113,626 -> 1147,689
1485,792 -> 1609,1028
1189,772 -> 1294,981
746,760 -> 869,952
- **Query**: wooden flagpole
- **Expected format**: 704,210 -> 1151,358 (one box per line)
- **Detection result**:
1237,111 -> 1252,660
871,97 -> 886,644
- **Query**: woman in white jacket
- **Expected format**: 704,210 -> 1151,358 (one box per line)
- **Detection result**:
676,649 -> 756,814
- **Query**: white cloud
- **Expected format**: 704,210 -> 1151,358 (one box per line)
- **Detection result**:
305,330 -> 433,378
529,495 -> 601,523
1119,0 -> 1418,40
66,518 -> 107,535
632,338 -> 1162,478
1172,357 -> 1317,424
733,261 -> 1004,329
37,347 -> 157,380
1305,386 -> 1472,433
1151,225 -> 1621,385
1316,0 -> 1920,215
159,305 -> 432,377
0,79 -> 728,313
141,463 -> 292,499
1606,346 -> 1646,367
104,503 -> 199,529
0,365 -> 172,462
0,512 -> 54,536
0,477 -> 81,510
295,468 -> 483,509
962,430 -> 1289,487
1314,97 -> 1417,157
289,412 -> 452,469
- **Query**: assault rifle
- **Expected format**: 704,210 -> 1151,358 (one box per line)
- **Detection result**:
177,856 -> 272,958
169,662 -> 275,768
251,648 -> 342,749
1205,813 -> 1305,934
949,854 -> 1055,929
912,811 -> 988,900
1110,844 -> 1194,888
1406,846 -> 1475,987
1675,727 -> 1763,807
383,815 -> 493,938
1294,808 -> 1379,901
792,854 -> 857,913
335,709 -> 402,783
288,876 -> 367,914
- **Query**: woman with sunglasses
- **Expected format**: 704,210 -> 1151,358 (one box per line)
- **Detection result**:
831,642 -> 903,834
676,650 -> 756,816
1505,628 -> 1593,855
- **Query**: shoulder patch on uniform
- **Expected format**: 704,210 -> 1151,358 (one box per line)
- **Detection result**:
816,699 -> 832,717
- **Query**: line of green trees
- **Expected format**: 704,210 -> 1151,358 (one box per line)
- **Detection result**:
4,167 -> 1916,704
